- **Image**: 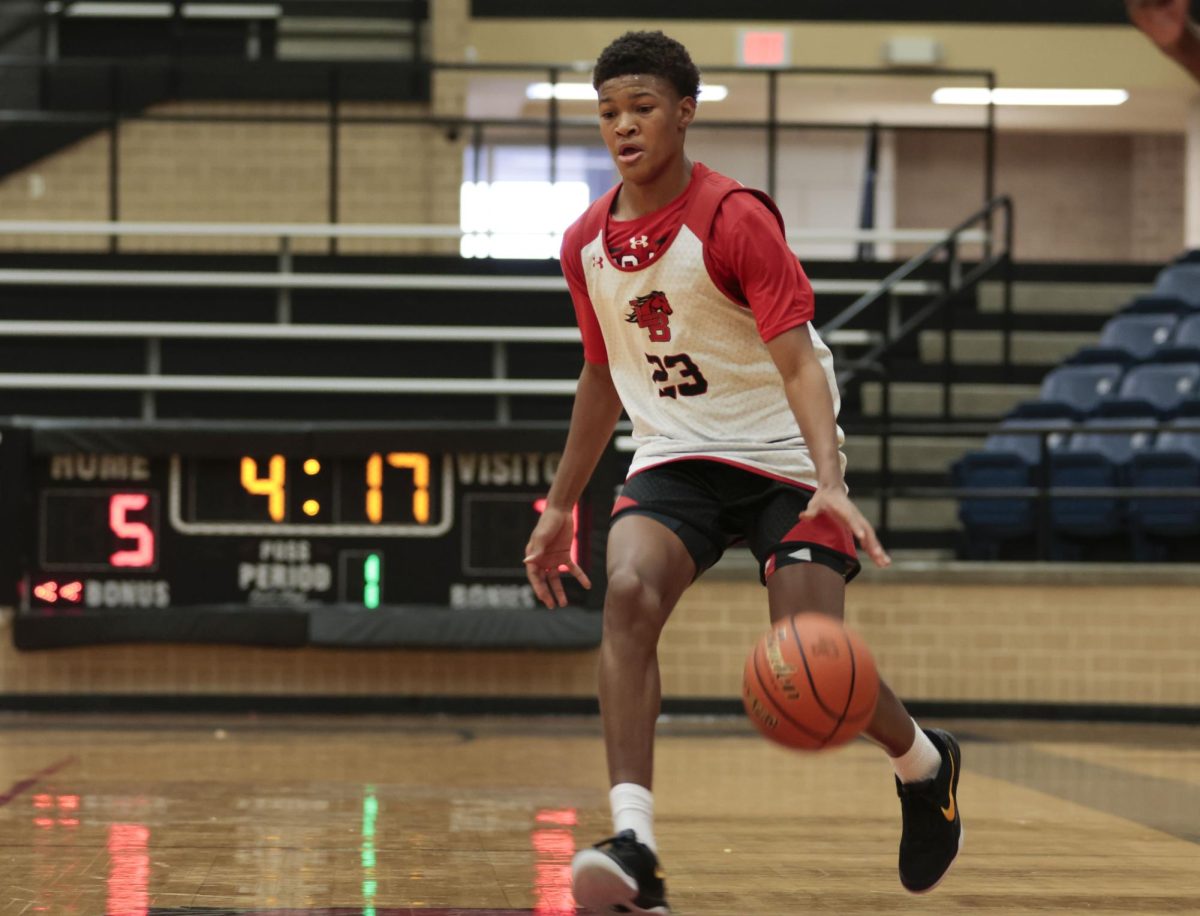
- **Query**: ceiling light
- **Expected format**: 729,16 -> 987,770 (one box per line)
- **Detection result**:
933,87 -> 1129,106
526,82 -> 728,102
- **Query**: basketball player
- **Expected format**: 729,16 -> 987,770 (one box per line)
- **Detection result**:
1127,0 -> 1200,83
522,31 -> 962,914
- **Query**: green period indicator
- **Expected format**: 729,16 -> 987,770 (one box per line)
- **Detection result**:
363,553 -> 382,610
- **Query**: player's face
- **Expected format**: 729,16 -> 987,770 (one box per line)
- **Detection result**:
596,74 -> 695,184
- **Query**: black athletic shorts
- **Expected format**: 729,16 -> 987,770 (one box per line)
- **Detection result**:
611,458 -> 861,584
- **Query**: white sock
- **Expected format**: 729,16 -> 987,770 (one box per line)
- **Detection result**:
889,719 -> 942,784
610,782 -> 656,853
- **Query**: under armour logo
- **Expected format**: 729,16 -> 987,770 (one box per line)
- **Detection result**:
629,235 -> 649,249
591,255 -> 604,269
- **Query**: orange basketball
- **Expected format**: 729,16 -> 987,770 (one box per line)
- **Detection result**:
742,613 -> 880,751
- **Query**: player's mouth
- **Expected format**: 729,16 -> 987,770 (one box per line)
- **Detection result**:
617,143 -> 644,165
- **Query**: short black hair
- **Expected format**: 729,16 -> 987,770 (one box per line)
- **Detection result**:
592,31 -> 701,101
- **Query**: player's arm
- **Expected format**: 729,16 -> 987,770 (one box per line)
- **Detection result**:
524,235 -> 623,608
523,360 -> 623,608
1127,0 -> 1200,83
712,194 -> 889,568
765,327 -> 890,569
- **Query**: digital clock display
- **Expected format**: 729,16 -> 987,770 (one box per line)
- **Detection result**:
1,422 -> 625,650
177,452 -> 451,535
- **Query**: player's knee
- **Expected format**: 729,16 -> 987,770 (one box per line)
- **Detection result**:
603,569 -> 668,639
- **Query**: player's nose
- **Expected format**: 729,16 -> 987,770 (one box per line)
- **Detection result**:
614,113 -> 638,134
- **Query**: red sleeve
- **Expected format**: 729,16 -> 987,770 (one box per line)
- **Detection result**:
560,229 -> 608,364
706,192 -> 814,342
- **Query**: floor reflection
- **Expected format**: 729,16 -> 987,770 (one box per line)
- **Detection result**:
0,716 -> 1194,915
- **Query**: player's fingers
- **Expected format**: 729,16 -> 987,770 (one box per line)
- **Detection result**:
855,517 -> 892,568
524,557 -> 557,609
548,570 -> 569,608
566,561 -> 593,590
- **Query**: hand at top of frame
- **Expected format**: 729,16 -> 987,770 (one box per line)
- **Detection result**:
1127,0 -> 1196,52
802,487 -> 891,569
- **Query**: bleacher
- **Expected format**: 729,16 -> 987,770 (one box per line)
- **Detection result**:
954,257 -> 1200,561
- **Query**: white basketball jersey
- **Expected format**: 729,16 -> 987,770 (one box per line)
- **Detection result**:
570,167 -> 845,488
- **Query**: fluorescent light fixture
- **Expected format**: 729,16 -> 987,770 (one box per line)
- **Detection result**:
526,82 -> 728,102
52,2 -> 173,15
184,4 -> 280,18
46,1 -> 280,17
933,87 -> 1129,106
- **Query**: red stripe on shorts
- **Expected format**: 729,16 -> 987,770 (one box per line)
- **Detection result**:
782,511 -> 857,559
611,495 -> 640,517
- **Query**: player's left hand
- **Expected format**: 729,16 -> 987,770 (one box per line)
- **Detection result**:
802,487 -> 891,568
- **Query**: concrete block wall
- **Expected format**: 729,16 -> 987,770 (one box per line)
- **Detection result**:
1,571 -> 1196,709
895,129 -> 1187,264
0,99 -> 466,255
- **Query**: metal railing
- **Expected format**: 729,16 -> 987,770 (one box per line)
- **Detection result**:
828,195 -> 1015,399
822,196 -> 1015,537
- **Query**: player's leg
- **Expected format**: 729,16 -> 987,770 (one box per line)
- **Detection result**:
764,561 -> 915,755
753,491 -> 963,894
574,468 -> 722,916
600,512 -> 696,792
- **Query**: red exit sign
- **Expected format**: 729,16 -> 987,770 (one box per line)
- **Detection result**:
738,29 -> 790,67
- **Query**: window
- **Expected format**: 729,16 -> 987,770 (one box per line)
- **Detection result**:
461,144 -> 614,259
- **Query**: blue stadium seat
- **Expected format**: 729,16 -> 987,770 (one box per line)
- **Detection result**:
1118,294 -> 1195,315
952,418 -> 1071,556
1010,363 -> 1123,418
1155,312 -> 1200,362
984,417 -> 1072,465
1155,264 -> 1200,308
1070,313 -> 1177,364
1047,416 -> 1155,546
1110,363 -> 1200,416
1065,415 -> 1156,464
1128,419 -> 1200,559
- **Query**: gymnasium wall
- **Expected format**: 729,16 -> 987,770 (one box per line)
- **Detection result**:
0,5 -> 1191,260
1,571 -> 1196,710
464,18 -> 1192,91
0,104 -> 1183,263
894,130 -> 1186,264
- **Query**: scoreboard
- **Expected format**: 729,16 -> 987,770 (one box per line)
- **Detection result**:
0,420 -> 625,650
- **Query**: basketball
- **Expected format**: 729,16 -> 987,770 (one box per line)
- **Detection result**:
742,613 -> 880,750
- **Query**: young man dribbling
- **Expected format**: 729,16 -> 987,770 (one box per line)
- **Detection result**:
523,31 -> 963,914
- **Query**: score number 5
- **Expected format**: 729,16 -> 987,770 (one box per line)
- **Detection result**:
240,453 -> 431,524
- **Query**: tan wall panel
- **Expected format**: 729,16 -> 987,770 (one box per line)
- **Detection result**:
0,132 -> 112,251
466,20 -> 1195,91
2,577 -> 1196,707
1132,133 -> 1187,262
896,129 -> 1185,262
0,101 -> 465,254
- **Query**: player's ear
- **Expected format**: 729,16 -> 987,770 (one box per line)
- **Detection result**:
677,95 -> 697,131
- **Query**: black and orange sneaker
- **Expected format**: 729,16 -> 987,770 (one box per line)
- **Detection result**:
571,829 -> 670,915
895,728 -> 963,893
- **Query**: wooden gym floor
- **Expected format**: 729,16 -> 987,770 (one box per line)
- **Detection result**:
0,714 -> 1196,915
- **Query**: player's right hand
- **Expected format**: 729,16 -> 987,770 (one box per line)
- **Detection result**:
523,505 -> 592,609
